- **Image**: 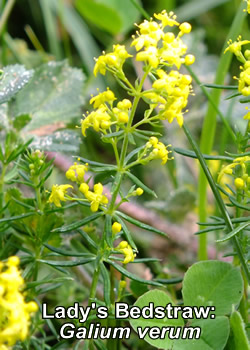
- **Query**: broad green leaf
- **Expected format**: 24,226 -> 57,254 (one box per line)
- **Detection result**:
31,130 -> 81,153
229,310 -> 250,350
98,0 -> 141,33
107,260 -> 162,286
75,0 -> 122,35
130,290 -> 184,349
172,317 -> 230,350
11,61 -> 84,131
182,261 -> 243,316
216,222 -> 250,243
52,212 -> 104,233
0,65 -> 33,105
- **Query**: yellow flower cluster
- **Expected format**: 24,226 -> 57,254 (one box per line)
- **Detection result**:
0,257 -> 38,350
218,156 -> 250,195
94,45 -> 132,76
65,162 -> 88,183
81,89 -> 132,136
146,69 -> 193,126
48,184 -> 73,207
79,183 -> 109,212
132,11 -> 195,69
141,137 -> 171,165
225,36 -> 250,98
117,241 -> 136,264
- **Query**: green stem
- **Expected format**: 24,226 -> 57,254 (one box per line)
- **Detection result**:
0,0 -> 15,36
0,163 -> 7,216
89,265 -> 101,301
183,123 -> 250,285
197,1 -> 246,260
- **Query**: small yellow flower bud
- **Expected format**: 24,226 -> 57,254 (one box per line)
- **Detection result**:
112,222 -> 122,235
118,112 -> 129,123
119,280 -> 127,289
234,178 -> 245,190
179,22 -> 192,34
8,256 -> 20,266
136,188 -> 144,196
185,54 -> 195,65
79,183 -> 89,194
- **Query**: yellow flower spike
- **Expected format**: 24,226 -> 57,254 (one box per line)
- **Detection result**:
117,241 -> 136,264
235,178 -> 245,190
112,222 -> 122,235
0,257 -> 38,349
90,88 -> 116,109
66,162 -> 88,183
48,184 -> 73,207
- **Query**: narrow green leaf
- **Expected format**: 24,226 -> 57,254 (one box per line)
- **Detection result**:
216,222 -> 250,243
195,225 -> 225,235
52,212 -> 103,233
125,171 -> 157,198
104,215 -> 112,247
155,277 -> 183,284
174,147 -> 233,161
102,130 -> 124,139
0,212 -> 35,223
77,229 -> 98,250
100,263 -> 111,307
38,257 -> 95,267
43,243 -> 95,257
116,211 -> 168,238
125,146 -> 144,164
107,260 -> 162,286
76,156 -> 115,168
25,277 -> 73,289
201,83 -> 237,90
113,215 -> 137,250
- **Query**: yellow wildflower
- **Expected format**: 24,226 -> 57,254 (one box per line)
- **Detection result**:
66,162 -> 88,183
89,88 -> 116,109
0,257 -> 38,349
224,36 -> 250,59
48,184 -> 73,207
145,137 -> 171,165
94,45 -> 132,76
218,156 -> 250,195
238,61 -> 250,96
117,241 -> 136,264
112,99 -> 132,124
112,222 -> 122,235
81,105 -> 112,136
154,10 -> 179,27
79,182 -> 109,212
